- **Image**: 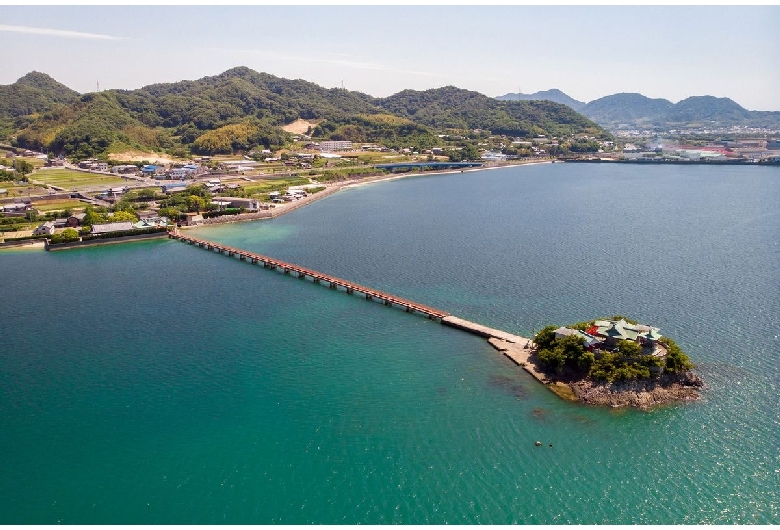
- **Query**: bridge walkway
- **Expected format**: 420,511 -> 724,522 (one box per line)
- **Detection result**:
169,230 -> 450,319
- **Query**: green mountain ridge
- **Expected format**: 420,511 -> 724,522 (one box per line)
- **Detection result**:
496,89 -> 587,112
0,71 -> 81,136
379,86 -> 604,139
497,88 -> 780,131
3,67 -> 609,158
583,93 -> 674,126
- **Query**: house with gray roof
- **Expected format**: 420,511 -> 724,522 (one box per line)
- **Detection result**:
553,326 -> 601,349
33,221 -> 55,236
90,222 -> 134,235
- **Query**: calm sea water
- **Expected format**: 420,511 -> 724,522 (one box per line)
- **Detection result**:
1,163 -> 778,524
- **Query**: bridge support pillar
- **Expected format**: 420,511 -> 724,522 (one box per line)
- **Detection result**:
329,283 -> 337,289
384,300 -> 391,306
283,268 -> 290,275
366,295 -> 372,301
346,288 -> 353,294
313,278 -> 320,284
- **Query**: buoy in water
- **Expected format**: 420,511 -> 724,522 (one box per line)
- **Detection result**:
535,441 -> 542,447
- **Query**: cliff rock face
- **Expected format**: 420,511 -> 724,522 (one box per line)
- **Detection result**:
569,371 -> 704,409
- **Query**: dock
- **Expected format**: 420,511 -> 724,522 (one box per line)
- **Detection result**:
169,230 -> 548,386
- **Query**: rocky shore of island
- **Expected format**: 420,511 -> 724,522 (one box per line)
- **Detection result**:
486,317 -> 704,410
567,370 -> 704,409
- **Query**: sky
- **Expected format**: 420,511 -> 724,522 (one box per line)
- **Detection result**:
1,5 -> 779,111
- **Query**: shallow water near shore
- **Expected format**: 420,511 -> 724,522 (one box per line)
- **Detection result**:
1,163 -> 778,523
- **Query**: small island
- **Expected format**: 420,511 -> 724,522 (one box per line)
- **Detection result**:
527,316 -> 703,409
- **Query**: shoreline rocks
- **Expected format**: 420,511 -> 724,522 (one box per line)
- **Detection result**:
566,371 -> 704,410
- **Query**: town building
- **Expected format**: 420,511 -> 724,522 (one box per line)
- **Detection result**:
318,140 -> 352,152
133,216 -> 169,229
111,165 -> 139,175
33,221 -> 55,236
67,213 -> 87,227
182,212 -> 204,226
162,182 -> 188,194
1,202 -> 29,214
212,197 -> 261,211
90,222 -> 135,235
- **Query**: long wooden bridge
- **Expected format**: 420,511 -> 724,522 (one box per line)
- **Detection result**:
168,230 -> 551,388
169,230 -> 450,319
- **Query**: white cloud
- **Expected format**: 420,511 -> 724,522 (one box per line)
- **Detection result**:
0,24 -> 124,41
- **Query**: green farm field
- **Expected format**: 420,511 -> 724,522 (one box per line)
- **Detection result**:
32,199 -> 85,212
31,169 -> 125,189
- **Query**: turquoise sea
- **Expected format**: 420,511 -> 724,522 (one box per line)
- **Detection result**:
1,163 -> 778,524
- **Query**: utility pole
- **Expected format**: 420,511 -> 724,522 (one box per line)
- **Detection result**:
97,80 -> 100,92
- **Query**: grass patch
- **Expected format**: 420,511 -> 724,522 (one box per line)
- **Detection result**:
20,157 -> 46,168
32,199 -> 85,212
31,169 -> 125,189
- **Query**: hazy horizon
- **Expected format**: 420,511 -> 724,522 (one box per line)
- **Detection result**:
1,5 -> 778,111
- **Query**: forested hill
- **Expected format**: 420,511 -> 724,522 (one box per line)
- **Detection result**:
378,86 -> 607,139
0,72 -> 81,135
0,71 -> 80,118
112,66 -> 379,130
495,89 -> 586,112
6,67 -> 610,159
582,93 -> 674,128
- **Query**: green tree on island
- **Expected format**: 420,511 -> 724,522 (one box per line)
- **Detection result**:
534,319 -> 694,382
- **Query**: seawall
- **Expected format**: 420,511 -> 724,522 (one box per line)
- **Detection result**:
45,231 -> 170,251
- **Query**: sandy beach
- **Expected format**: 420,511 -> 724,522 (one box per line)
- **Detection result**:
187,159 -> 553,228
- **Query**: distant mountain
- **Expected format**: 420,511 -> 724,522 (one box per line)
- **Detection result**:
663,96 -> 751,125
582,93 -> 674,128
8,67 -> 610,158
0,71 -> 80,125
379,86 -> 606,138
496,89 -> 586,112
496,88 -> 780,132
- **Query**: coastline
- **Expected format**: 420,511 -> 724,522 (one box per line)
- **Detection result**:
13,158 -> 704,410
486,337 -> 703,409
344,159 -> 552,189
183,159 -> 552,229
